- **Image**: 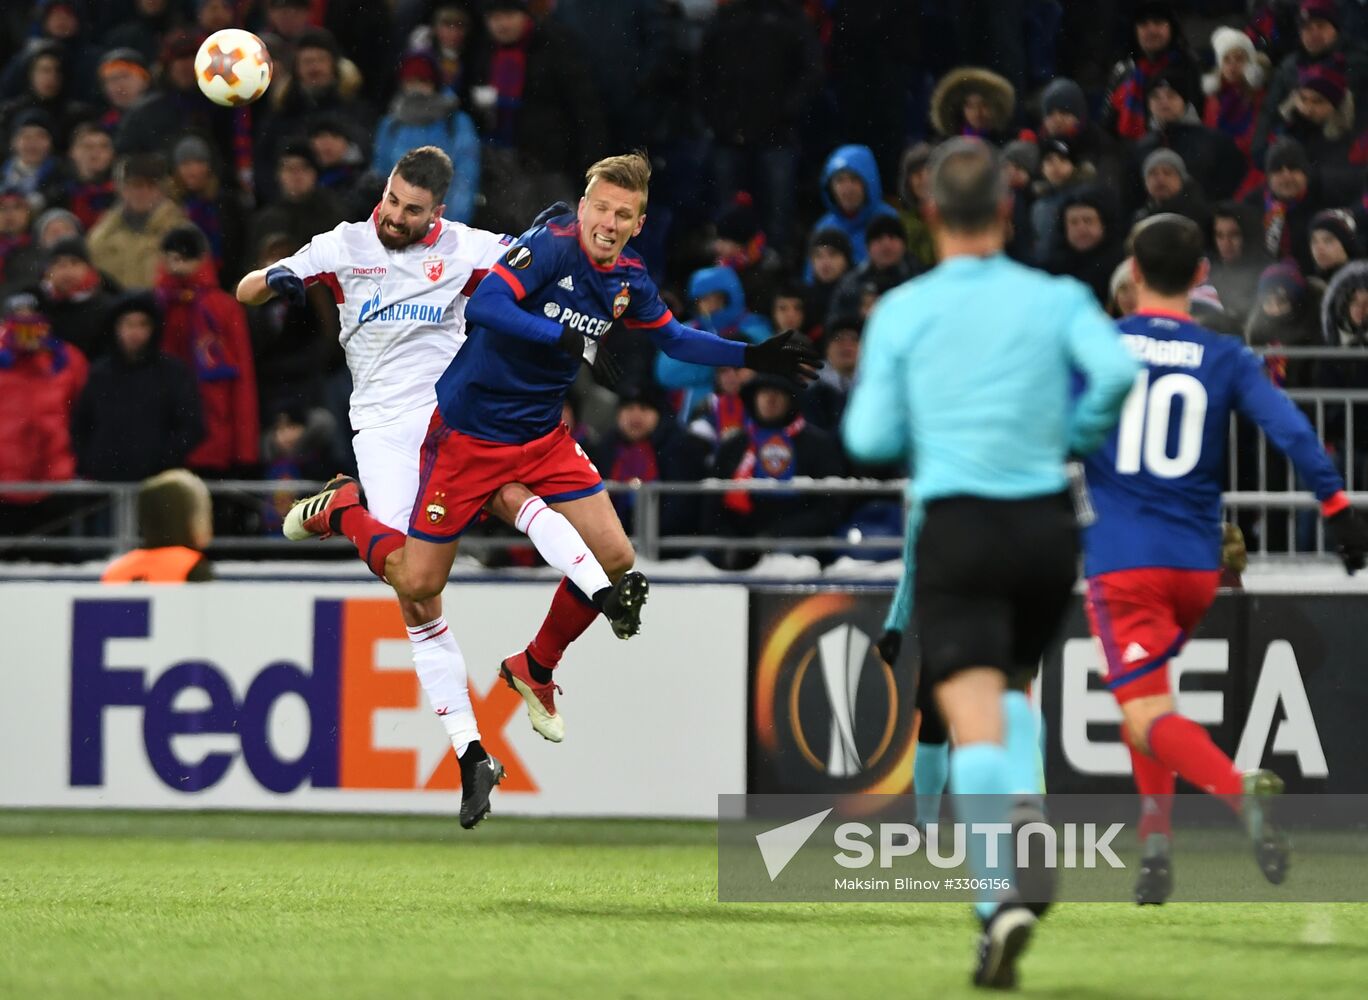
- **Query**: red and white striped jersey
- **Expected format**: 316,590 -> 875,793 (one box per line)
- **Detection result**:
276,213 -> 510,429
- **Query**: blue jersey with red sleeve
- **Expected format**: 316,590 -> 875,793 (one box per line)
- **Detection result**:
435,212 -> 745,443
1082,311 -> 1345,576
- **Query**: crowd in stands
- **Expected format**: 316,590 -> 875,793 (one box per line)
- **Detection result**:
2,0 -> 1367,562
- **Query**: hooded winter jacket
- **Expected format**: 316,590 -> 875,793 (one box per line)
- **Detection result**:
812,144 -> 900,267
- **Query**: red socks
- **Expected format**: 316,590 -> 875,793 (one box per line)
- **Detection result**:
1147,712 -> 1243,799
1124,732 -> 1175,840
527,580 -> 599,668
339,506 -> 405,580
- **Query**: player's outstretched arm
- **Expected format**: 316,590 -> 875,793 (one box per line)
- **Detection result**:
1233,347 -> 1368,572
650,321 -> 821,381
236,266 -> 305,307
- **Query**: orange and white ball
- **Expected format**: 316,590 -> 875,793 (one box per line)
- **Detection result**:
194,29 -> 272,107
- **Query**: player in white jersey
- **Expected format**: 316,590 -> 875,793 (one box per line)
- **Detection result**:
237,147 -> 637,828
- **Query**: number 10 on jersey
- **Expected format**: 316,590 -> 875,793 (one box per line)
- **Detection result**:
1115,370 -> 1208,479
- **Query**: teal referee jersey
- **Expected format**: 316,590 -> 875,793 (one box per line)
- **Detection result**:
843,253 -> 1137,501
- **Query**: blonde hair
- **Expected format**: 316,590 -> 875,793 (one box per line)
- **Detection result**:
584,151 -> 651,211
139,468 -> 213,550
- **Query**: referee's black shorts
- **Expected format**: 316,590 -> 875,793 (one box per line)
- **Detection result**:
914,491 -> 1078,687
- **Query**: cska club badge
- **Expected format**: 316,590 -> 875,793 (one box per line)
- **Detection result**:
423,256 -> 444,282
613,284 -> 631,319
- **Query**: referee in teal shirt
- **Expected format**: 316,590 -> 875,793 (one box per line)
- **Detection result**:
843,138 -> 1137,990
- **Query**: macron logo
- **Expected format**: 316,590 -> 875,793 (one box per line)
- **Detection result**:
755,808 -> 832,881
558,275 -> 575,291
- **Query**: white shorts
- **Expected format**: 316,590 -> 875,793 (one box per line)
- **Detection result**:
352,406 -> 433,533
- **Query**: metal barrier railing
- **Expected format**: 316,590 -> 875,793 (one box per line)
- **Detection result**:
0,477 -> 910,561
5,475 -> 1367,564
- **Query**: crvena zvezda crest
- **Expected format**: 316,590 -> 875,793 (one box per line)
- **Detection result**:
423,257 -> 444,282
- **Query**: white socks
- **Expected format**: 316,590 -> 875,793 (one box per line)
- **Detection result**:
515,496 -> 611,598
406,617 -> 480,753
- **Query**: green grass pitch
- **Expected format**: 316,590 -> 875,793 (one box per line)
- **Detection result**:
2,810 -> 1365,999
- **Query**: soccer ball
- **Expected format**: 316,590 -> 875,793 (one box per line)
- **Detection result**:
194,29 -> 272,107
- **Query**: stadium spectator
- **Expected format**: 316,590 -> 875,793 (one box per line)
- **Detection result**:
94,47 -> 151,136
469,0 -> 605,235
1255,60 -> 1359,176
307,117 -> 374,222
895,142 -> 937,269
712,194 -> 784,317
1318,262 -> 1368,444
1209,201 -> 1270,323
61,121 -> 117,230
696,0 -> 821,254
769,284 -> 808,342
115,30 -> 226,160
34,236 -> 120,361
249,143 -> 344,257
407,3 -> 476,103
1045,189 -> 1126,306
169,134 -> 248,285
260,0 -> 316,73
0,293 -> 86,518
260,402 -> 342,534
826,215 -> 918,328
257,27 -> 375,204
71,292 -> 203,482
1,109 -> 63,208
929,66 -> 1016,145
155,224 -> 260,479
702,372 -> 845,571
1031,137 -> 1094,265
1258,0 -> 1368,145
803,227 -> 853,338
100,0 -> 183,68
1244,137 -> 1330,275
687,364 -> 751,446
1102,1 -> 1201,141
1246,261 -> 1320,387
801,314 -> 861,434
1308,208 -> 1361,285
196,0 -> 235,36
1107,257 -> 1139,318
0,186 -> 42,296
87,153 -> 187,291
0,41 -> 91,152
1132,73 -> 1246,209
0,2 -> 101,104
100,468 -> 216,583
1134,149 -> 1212,232
589,382 -> 710,541
1038,76 -> 1126,194
1002,139 -> 1038,263
372,51 -> 479,224
33,206 -> 80,250
812,144 -> 900,269
1203,26 -> 1270,192
656,264 -> 769,423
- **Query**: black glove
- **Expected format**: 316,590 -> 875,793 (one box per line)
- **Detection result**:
743,329 -> 822,383
876,629 -> 902,665
532,201 -> 573,228
265,266 -> 305,306
1327,507 -> 1368,574
558,324 -> 586,359
589,340 -> 623,389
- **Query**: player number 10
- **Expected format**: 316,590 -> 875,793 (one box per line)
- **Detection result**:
1114,370 -> 1207,479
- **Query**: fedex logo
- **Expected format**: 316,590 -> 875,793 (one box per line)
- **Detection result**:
69,599 -> 533,795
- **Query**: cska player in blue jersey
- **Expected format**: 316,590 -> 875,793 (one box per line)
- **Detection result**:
287,152 -> 820,741
1081,214 -> 1368,904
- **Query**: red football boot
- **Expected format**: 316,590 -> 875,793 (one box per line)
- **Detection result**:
500,650 -> 564,742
